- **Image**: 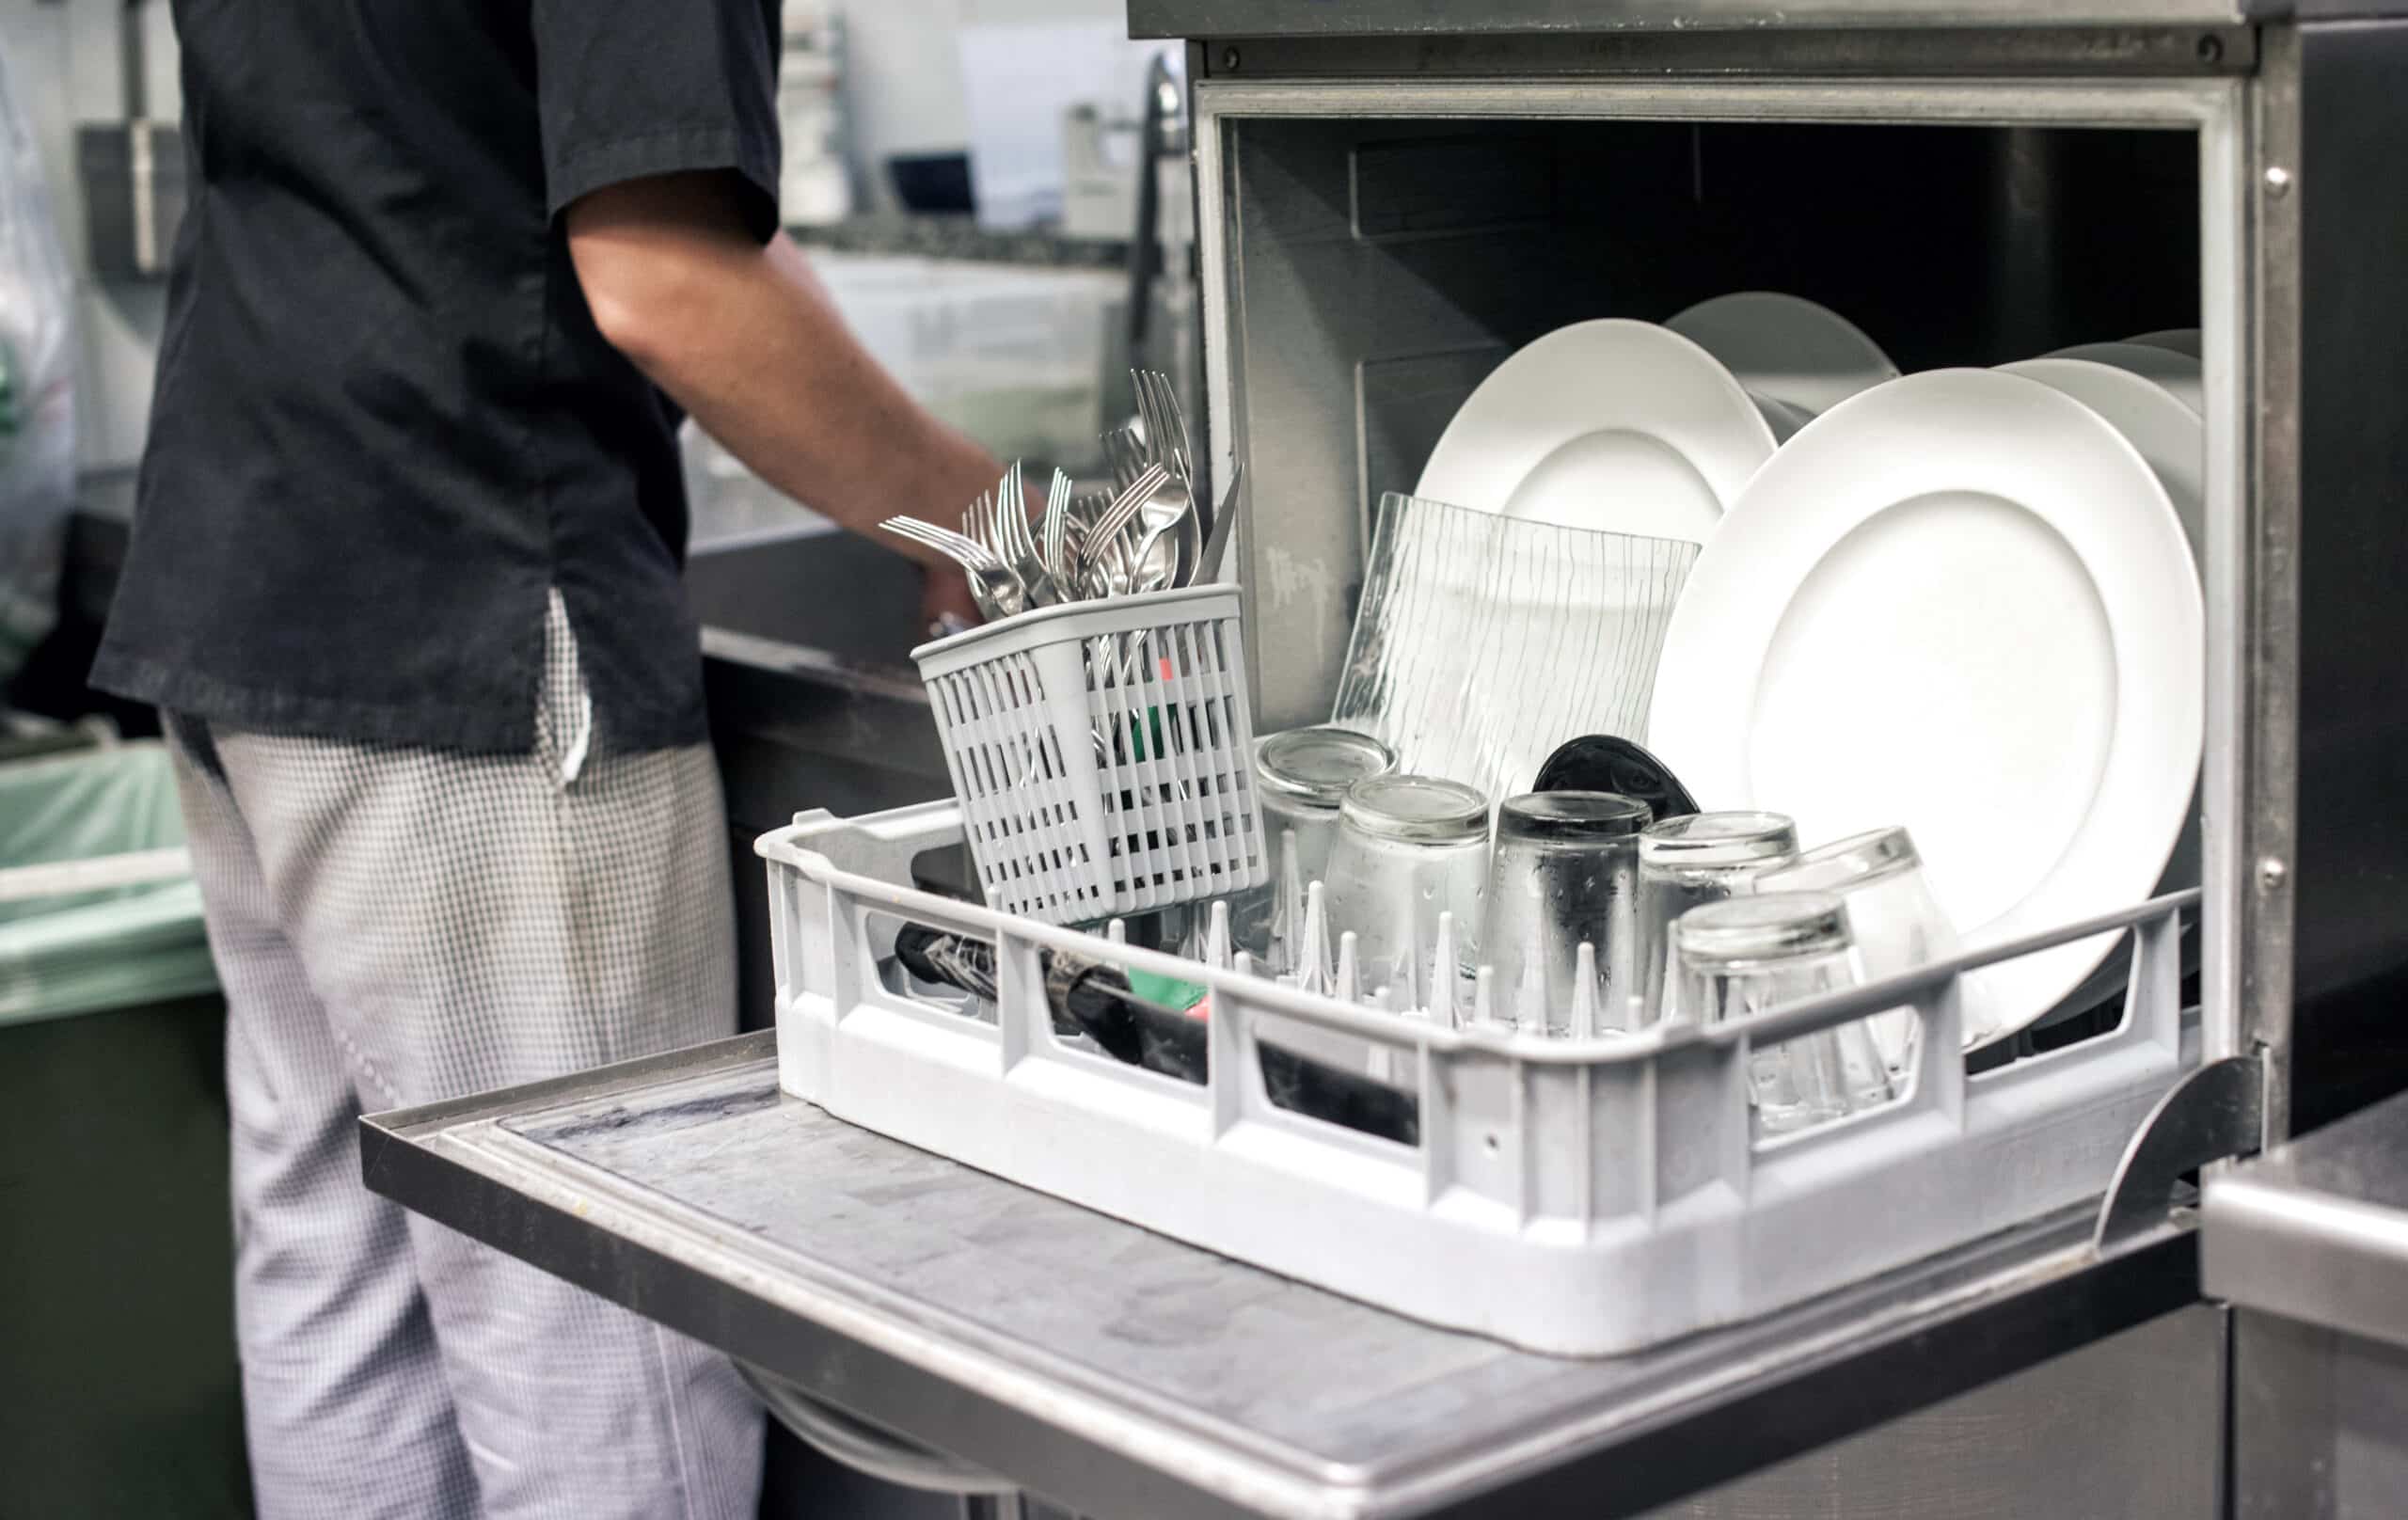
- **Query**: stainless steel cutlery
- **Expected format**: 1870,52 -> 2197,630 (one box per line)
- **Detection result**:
879,368 -> 1226,625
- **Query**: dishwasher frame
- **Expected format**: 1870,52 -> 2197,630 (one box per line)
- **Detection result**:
1176,35 -> 2309,1154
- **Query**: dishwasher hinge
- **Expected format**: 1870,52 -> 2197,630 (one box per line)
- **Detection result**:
2092,1053 -> 2265,1258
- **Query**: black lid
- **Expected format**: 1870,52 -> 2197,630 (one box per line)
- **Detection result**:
1531,734 -> 1700,823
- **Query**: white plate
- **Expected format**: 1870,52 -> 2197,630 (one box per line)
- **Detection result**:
1996,356 -> 2203,563
1666,291 -> 1901,420
2124,326 -> 2203,359
2044,341 -> 2204,416
1646,370 -> 2204,1035
1416,319 -> 1776,543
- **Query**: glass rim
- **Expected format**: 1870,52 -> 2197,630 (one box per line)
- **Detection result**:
1639,810 -> 1798,867
1375,489 -> 1708,558
1339,773 -> 1488,843
1755,825 -> 1922,895
1497,789 -> 1652,843
1672,890 -> 1851,965
1256,726 -> 1398,807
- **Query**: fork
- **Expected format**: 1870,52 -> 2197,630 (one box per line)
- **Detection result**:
999,460 -> 1070,607
1131,372 -> 1204,585
1102,428 -> 1190,591
1142,371 -> 1208,577
1082,463 -> 1171,594
1040,467 -> 1074,582
1102,426 -> 1150,495
974,461 -> 1068,609
1133,368 -> 1192,484
878,516 -> 1022,621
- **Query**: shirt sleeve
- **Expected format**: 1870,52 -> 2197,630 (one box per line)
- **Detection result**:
531,0 -> 783,241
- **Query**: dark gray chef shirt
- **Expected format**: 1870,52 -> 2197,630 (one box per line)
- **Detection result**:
92,0 -> 781,752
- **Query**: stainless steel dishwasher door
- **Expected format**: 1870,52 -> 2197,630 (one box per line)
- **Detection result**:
1657,1306 -> 2224,1518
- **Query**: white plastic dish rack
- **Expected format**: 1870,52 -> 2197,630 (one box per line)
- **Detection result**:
760,800 -> 2197,1357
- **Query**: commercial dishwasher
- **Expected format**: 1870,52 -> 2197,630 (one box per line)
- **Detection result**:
363,4 -> 2408,1514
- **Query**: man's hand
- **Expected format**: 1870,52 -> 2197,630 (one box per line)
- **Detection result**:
920,564 -> 981,633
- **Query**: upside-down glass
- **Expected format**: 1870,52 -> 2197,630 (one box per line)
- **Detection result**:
1635,811 -> 1798,1023
1479,791 -> 1652,1036
1320,774 -> 1488,1013
1228,726 -> 1398,973
1756,826 -> 1973,1080
1672,891 -> 1894,1136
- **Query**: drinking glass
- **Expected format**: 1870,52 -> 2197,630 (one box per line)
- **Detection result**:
1672,891 -> 1893,1136
1479,791 -> 1652,1036
1634,811 -> 1798,1023
1320,774 -> 1488,1013
1756,826 -> 1969,1079
1227,726 -> 1398,973
1332,492 -> 1702,803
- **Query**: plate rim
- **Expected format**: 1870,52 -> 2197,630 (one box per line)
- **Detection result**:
2122,326 -> 2205,358
1994,355 -> 2205,565
1415,317 -> 1777,542
2040,340 -> 2205,416
1664,290 -> 1902,418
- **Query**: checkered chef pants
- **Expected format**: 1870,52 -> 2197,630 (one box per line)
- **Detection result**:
165,592 -> 763,1520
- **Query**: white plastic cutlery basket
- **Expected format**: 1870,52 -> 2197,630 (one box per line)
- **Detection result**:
912,584 -> 1267,926
760,800 -> 2198,1357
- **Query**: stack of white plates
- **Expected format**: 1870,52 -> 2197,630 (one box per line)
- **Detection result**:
1645,368 -> 2202,1036
1386,302 -> 2207,1043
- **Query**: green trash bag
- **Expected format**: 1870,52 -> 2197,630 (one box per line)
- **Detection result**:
0,740 -> 218,1027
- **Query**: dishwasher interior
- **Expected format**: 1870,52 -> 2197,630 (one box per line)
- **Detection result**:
1192,70 -> 2270,1102
1212,114 -> 2205,729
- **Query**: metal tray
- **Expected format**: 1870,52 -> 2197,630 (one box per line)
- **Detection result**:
362,1030 -> 2202,1519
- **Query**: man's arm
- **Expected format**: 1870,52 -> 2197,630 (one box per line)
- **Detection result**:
565,170 -> 994,623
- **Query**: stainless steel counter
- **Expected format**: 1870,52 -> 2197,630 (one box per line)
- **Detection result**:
2204,1087 -> 2408,1516
363,1030 -> 2202,1520
2204,1085 -> 2408,1349
1129,0 -> 2382,39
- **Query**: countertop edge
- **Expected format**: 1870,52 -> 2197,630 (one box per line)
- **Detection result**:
2202,1091 -> 2408,1351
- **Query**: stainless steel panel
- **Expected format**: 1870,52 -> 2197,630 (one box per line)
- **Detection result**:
2233,1311 -> 2408,1520
362,1037 -> 2204,1520
76,121 -> 185,281
2207,25 -> 2294,1121
1133,0 -> 2271,40
2282,19 -> 2408,1136
1659,1305 -> 2225,1519
1190,28 -> 2258,79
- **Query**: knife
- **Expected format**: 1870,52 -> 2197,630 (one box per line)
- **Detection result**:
1192,461 -> 1244,585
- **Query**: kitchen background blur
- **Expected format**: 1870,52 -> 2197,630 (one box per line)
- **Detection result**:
0,4 -> 1187,1514
0,0 -> 1184,484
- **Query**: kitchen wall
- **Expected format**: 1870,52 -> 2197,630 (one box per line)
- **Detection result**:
832,0 -> 1130,210
0,0 -> 179,473
0,0 -> 1143,470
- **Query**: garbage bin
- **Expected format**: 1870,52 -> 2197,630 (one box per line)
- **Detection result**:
0,739 -> 251,1519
